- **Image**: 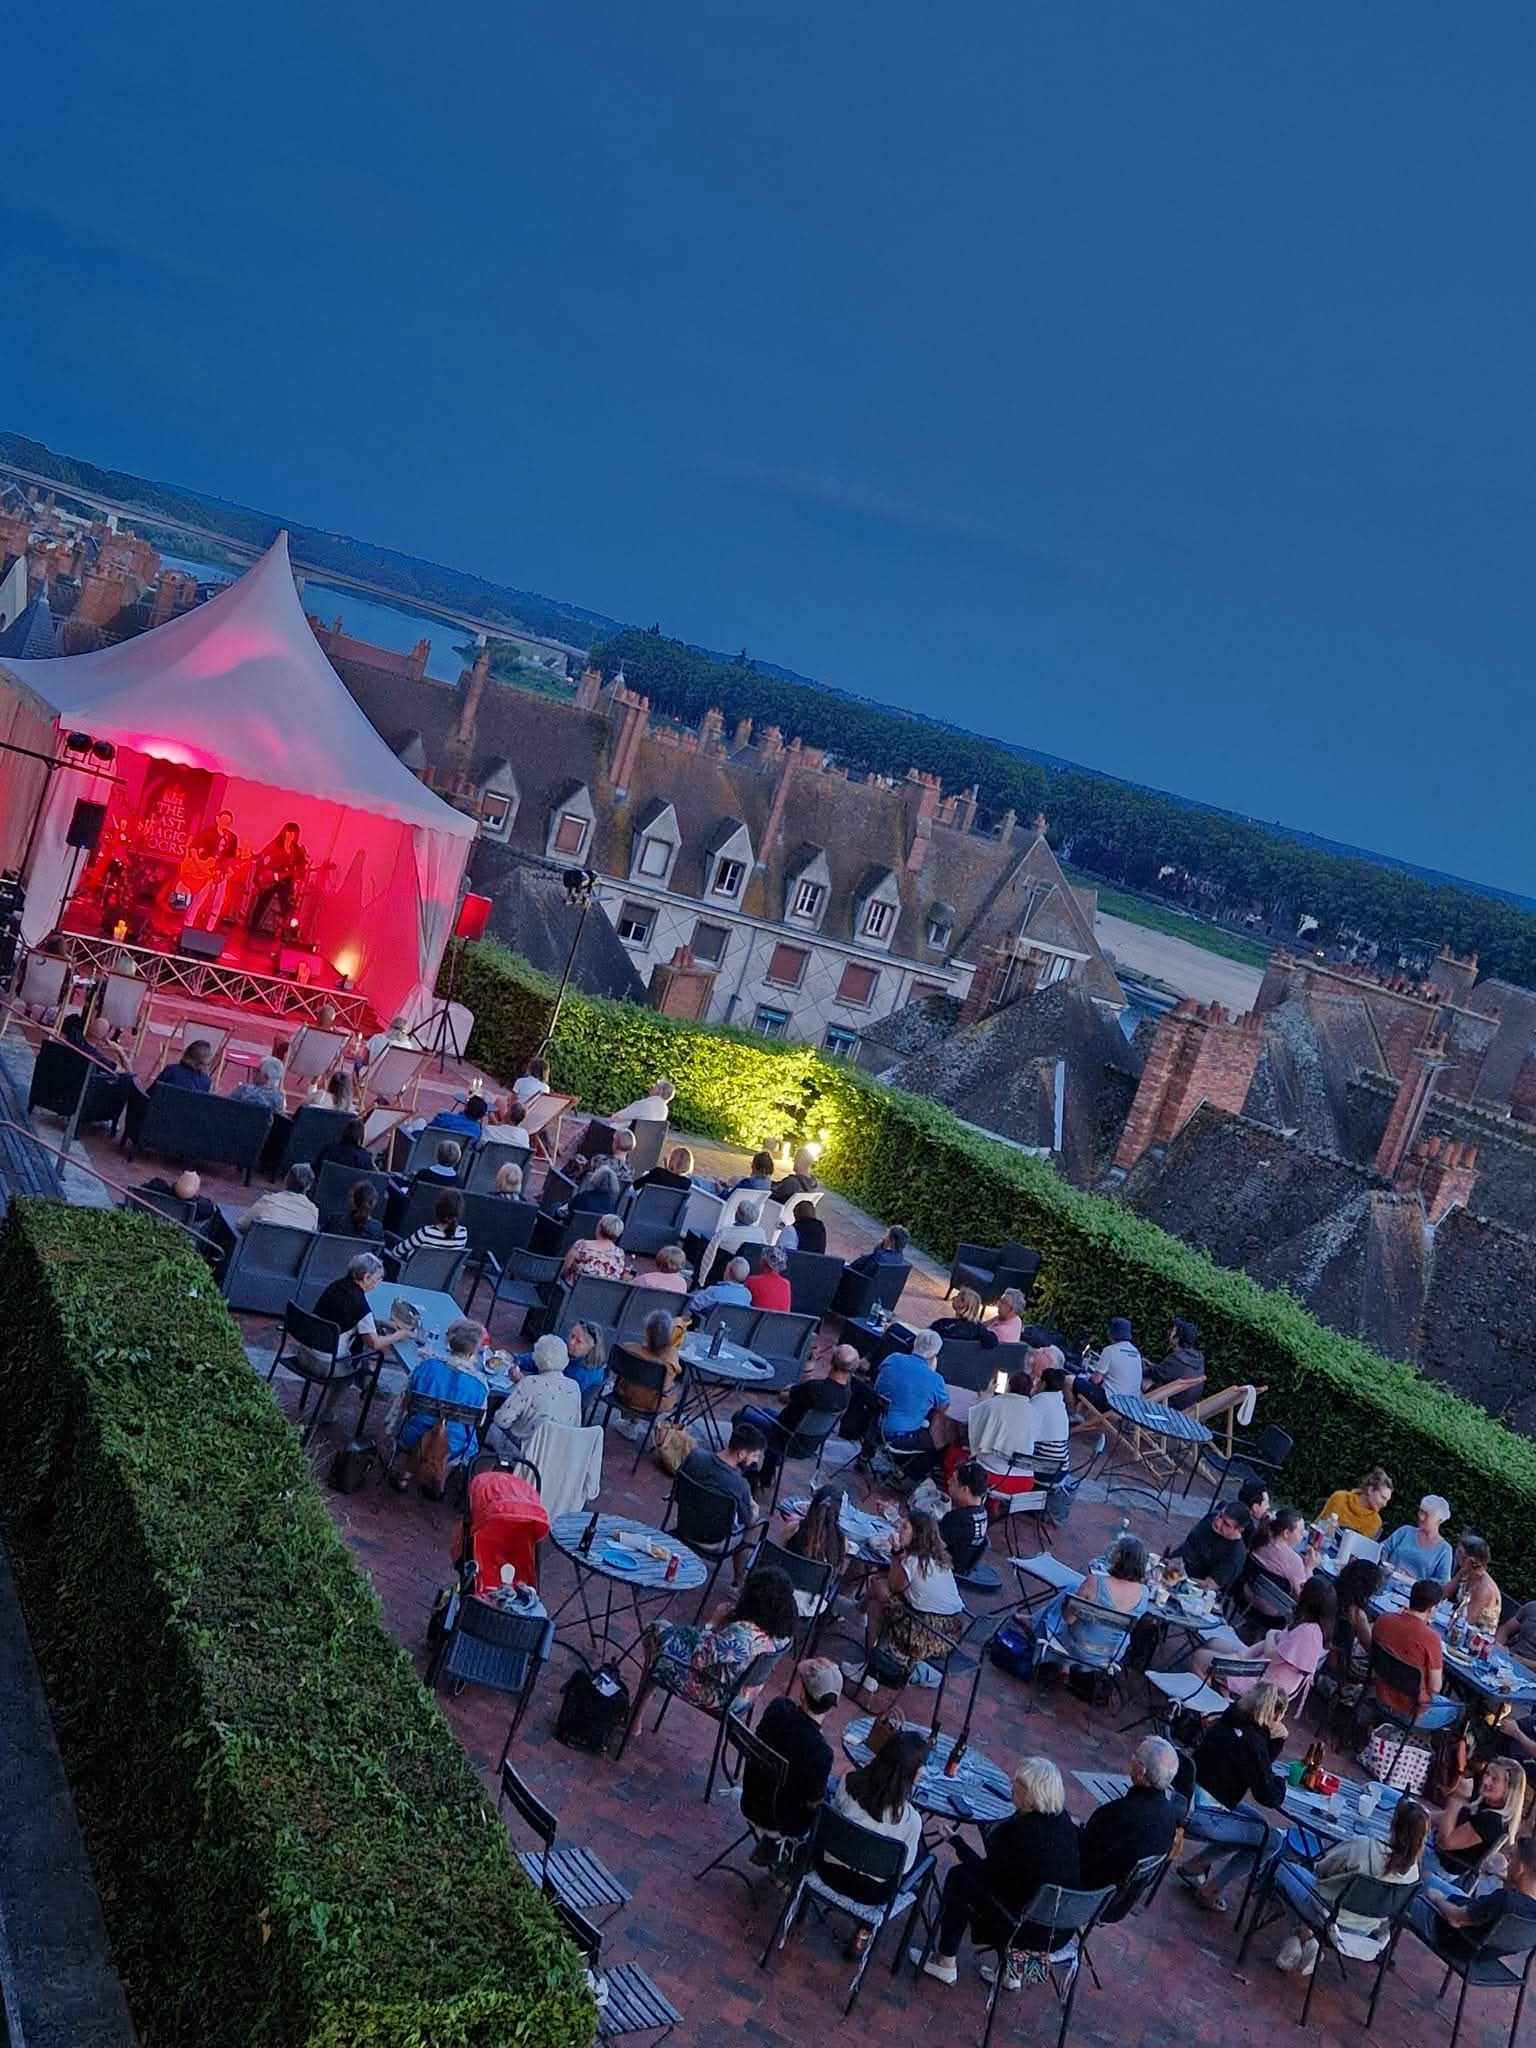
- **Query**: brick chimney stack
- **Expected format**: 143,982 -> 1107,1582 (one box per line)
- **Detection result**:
956,946 -> 1037,1031
1396,1135 -> 1480,1224
904,769 -> 942,873
1427,944 -> 1480,1004
574,664 -> 604,711
950,783 -> 979,834
1113,1000 -> 1266,1173
995,808 -> 1017,842
1373,1032 -> 1453,1183
757,737 -> 802,866
758,725 -> 784,765
699,706 -> 725,754
732,716 -> 753,751
452,646 -> 491,746
609,683 -> 651,797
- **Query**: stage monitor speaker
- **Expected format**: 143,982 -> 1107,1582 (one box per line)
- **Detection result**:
454,892 -> 493,942
179,928 -> 227,961
66,800 -> 108,851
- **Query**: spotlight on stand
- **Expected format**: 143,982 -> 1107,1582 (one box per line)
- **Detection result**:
64,731 -> 94,757
562,865 -> 598,904
90,740 -> 116,764
537,868 -> 600,1059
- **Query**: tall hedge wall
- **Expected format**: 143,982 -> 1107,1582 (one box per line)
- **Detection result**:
0,1199 -> 594,2048
451,939 -> 1536,1585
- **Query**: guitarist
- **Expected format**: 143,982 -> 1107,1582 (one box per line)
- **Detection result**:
185,808 -> 242,931
248,821 -> 310,938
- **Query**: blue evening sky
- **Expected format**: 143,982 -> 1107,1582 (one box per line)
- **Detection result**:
4,5 -> 1533,888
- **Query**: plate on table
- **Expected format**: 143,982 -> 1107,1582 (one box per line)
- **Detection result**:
598,1544 -> 644,1571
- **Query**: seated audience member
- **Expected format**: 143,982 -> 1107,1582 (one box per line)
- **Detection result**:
1177,1500 -> 1251,1594
735,1348 -> 854,1492
390,1191 -> 468,1272
610,1077 -> 675,1126
939,1461 -> 992,1576
841,1509 -> 965,1696
389,1317 -> 488,1496
1372,1577 -> 1459,1729
124,1036 -> 213,1140
1381,1495 -> 1454,1586
1318,1467 -> 1394,1540
610,1309 -> 684,1419
321,1180 -> 385,1242
408,1140 -> 463,1191
576,1126 -> 636,1193
1191,1576 -> 1337,1698
1236,1478 -> 1273,1548
58,1013 -> 132,1130
707,1197 -> 771,1277
989,1286 -> 1029,1345
561,1211 -> 627,1283
1028,1356 -> 1073,1481
777,1199 -> 827,1256
479,1097 -> 531,1150
825,1731 -> 928,1949
1177,1683 -> 1290,1912
305,1254 -> 403,1418
1406,1832 -> 1536,1969
848,1224 -> 909,1276
1275,1799 -> 1428,1976
636,1243 -> 689,1293
643,1563 -> 794,1712
490,1159 -> 524,1199
873,1328 -> 948,1472
721,1149 -> 776,1198
1144,1317 -> 1207,1410
240,1164 -> 319,1235
687,1255 -> 753,1316
929,1287 -> 998,1349
1073,1316 -> 1143,1414
426,1093 -> 488,1142
511,1057 -> 551,1108
746,1244 -> 792,1311
783,1484 -> 850,1580
770,1146 -> 821,1206
229,1054 -> 287,1113
568,1164 -> 624,1219
1078,1738 -> 1182,1893
636,1144 -> 697,1193
307,1068 -> 355,1114
560,1320 -> 605,1409
1447,1532 -> 1502,1629
919,1756 -> 1080,1986
365,1014 -> 416,1066
136,1166 -> 218,1232
679,1422 -> 767,1557
1247,1506 -> 1323,1608
964,1368 -> 1038,1493
1037,1533 -> 1151,1675
1498,1595 -> 1536,1664
315,1117 -> 376,1174
1419,1760 -> 1526,1898
746,1658 -> 842,1858
1331,1556 -> 1384,1685
492,1333 -> 580,1442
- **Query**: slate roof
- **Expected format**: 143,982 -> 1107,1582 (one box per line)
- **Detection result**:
1242,991 -> 1390,1154
0,595 -> 57,661
465,849 -> 646,1003
1420,1210 -> 1536,1435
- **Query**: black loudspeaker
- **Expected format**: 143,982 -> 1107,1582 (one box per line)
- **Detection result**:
178,928 -> 227,960
66,800 -> 108,851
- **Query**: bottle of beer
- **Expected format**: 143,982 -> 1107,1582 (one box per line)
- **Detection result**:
944,1734 -> 968,1779
578,1510 -> 600,1556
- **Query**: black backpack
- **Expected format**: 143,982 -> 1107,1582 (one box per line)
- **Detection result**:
555,1663 -> 631,1756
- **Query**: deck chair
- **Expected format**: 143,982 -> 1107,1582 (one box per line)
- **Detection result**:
284,1025 -> 350,1095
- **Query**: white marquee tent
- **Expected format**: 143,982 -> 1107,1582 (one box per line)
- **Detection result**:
0,534 -> 475,1021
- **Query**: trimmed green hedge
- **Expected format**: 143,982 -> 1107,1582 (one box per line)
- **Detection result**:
0,1199 -> 594,2048
451,940 -> 1536,1584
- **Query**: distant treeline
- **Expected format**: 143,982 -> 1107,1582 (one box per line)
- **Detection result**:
591,626 -> 1536,986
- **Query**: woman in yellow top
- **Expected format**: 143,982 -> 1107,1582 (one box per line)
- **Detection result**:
1318,1466 -> 1394,1540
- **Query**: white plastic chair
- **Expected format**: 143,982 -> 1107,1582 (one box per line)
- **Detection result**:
18,954 -> 70,1016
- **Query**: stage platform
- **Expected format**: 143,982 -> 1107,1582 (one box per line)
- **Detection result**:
46,925 -> 371,1035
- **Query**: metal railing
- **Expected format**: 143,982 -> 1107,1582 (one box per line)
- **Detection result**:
0,1114 -> 228,1259
46,931 -> 370,1031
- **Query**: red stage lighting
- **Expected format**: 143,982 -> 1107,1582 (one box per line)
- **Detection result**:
454,893 -> 493,942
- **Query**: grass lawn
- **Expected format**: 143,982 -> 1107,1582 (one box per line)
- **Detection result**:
1068,869 -> 1275,969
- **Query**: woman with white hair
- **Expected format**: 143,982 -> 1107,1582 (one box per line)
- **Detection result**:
636,1243 -> 689,1293
492,1333 -> 580,1442
230,1054 -> 287,1114
918,1755 -> 1081,1987
491,1159 -> 525,1199
1380,1495 -> 1453,1585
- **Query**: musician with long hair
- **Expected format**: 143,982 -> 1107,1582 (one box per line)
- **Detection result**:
249,820 -> 308,936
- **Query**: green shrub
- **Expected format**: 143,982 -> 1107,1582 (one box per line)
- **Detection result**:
451,941 -> 1536,1582
0,1200 -> 594,2048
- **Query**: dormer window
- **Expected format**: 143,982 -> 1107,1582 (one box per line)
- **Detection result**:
863,900 -> 895,940
554,812 -> 588,856
637,837 -> 672,878
793,879 -> 825,919
712,857 -> 746,898
546,782 -> 596,862
628,798 -> 679,887
481,792 -> 512,837
926,903 -> 955,951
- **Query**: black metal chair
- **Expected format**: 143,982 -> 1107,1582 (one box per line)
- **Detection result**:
1192,1422 -> 1295,1501
431,1599 -> 553,1765
549,1896 -> 682,2044
1366,1638 -> 1458,1776
764,1402 -> 844,1514
265,1302 -> 360,1446
1080,1849 -> 1172,1988
762,1805 -> 936,2016
223,1223 -> 318,1315
617,1639 -> 780,1803
472,1246 -> 562,1322
911,1877 -> 1114,2048
383,1388 -> 488,1502
619,1184 -> 689,1256
596,1344 -> 674,1470
1238,1836 -> 1420,2027
1399,1894 -> 1536,2048
663,1464 -> 751,1613
945,1239 -> 1041,1306
498,1758 -> 629,1923
749,1536 -> 837,1660
692,1716 -> 805,1896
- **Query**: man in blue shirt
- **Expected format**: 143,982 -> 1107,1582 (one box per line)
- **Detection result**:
874,1327 -> 948,1476
688,1256 -> 754,1318
849,1224 -> 910,1275
427,1094 -> 489,1143
391,1318 -> 488,1499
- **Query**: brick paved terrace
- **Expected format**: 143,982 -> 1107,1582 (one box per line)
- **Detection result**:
9,1052 -> 1524,2048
